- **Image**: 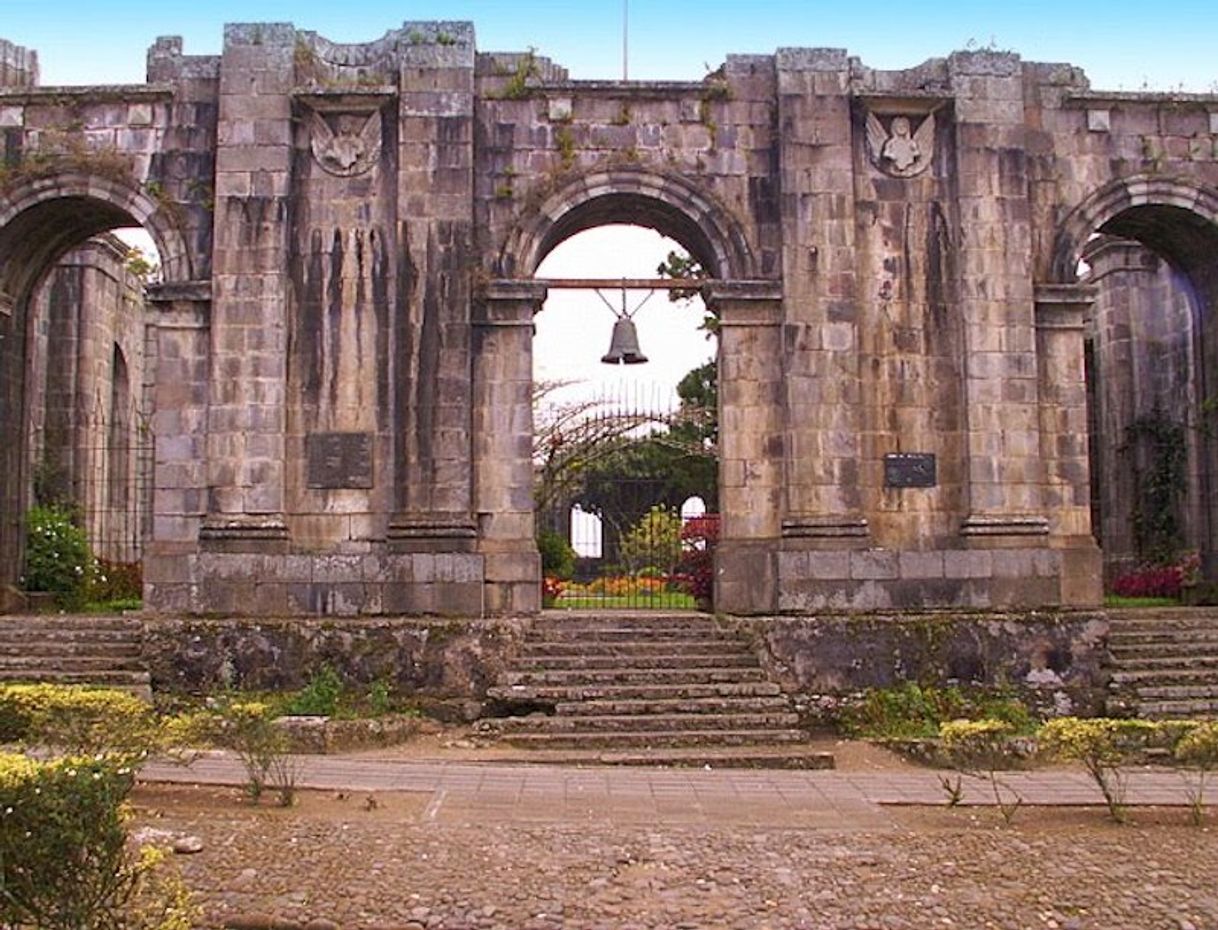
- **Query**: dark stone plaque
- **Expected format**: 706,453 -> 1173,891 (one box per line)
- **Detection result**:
306,432 -> 373,489
884,452 -> 937,488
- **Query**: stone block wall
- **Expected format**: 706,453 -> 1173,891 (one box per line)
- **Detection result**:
140,615 -> 526,695
139,612 -> 1108,725
736,610 -> 1110,723
1085,238 -> 1204,580
25,236 -> 148,561
0,39 -> 36,89
7,21 -> 1218,615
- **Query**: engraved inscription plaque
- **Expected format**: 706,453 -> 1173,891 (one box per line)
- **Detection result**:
884,452 -> 937,488
306,432 -> 374,489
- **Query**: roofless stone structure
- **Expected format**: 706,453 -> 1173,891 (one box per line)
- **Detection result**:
1,23 -> 1217,616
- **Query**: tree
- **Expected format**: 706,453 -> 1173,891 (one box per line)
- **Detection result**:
619,505 -> 683,573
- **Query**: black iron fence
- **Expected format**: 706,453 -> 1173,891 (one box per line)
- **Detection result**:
535,384 -> 717,610
28,394 -> 152,569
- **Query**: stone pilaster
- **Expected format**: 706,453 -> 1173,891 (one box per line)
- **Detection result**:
950,52 -> 1050,547
1035,283 -> 1102,605
200,23 -> 295,552
774,49 -> 870,550
388,26 -> 478,556
474,281 -> 545,614
142,280 -> 211,612
707,280 -> 785,613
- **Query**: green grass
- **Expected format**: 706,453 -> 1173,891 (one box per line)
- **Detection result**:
556,592 -> 698,610
79,598 -> 142,614
1103,595 -> 1180,608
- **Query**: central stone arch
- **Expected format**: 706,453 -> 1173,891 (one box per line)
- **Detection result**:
475,166 -> 778,613
497,166 -> 760,280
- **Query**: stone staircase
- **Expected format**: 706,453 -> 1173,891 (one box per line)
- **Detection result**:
1106,608 -> 1218,718
0,615 -> 151,699
483,613 -> 832,768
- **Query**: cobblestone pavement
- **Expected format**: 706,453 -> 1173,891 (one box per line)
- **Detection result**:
138,755 -> 1218,930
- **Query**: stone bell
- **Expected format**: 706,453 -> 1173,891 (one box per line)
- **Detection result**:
601,317 -> 648,365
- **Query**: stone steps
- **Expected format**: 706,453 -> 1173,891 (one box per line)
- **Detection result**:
0,616 -> 151,700
1106,609 -> 1218,718
554,695 -> 791,716
501,666 -> 770,687
487,681 -> 784,702
512,653 -> 760,671
502,728 -> 812,751
486,614 -> 820,766
520,639 -> 746,657
0,640 -> 143,658
1111,665 -> 1218,685
0,654 -> 145,671
1110,652 -> 1218,667
497,711 -> 801,734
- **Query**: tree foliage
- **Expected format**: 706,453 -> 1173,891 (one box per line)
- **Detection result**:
619,505 -> 683,572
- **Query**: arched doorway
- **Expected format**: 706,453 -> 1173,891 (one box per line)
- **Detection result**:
475,167 -> 778,614
0,172 -> 189,608
1054,177 -> 1218,589
532,225 -> 716,609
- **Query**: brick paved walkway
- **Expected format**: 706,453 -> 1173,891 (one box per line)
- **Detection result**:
141,753 -> 1200,829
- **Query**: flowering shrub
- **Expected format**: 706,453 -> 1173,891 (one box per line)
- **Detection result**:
939,718 -> 1024,822
1110,551 -> 1200,599
541,575 -> 564,606
676,513 -> 719,604
1037,717 -> 1161,822
192,701 -> 296,805
22,504 -> 93,608
1174,720 -> 1218,825
0,683 -> 160,757
87,558 -> 143,605
0,752 -> 136,930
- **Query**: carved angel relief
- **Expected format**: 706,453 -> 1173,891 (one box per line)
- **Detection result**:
309,109 -> 383,177
865,111 -> 935,178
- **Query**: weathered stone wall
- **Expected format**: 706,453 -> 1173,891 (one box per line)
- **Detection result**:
26,236 -> 148,561
0,39 -> 36,89
1085,238 -> 1203,579
730,611 -> 1110,723
140,613 -> 1108,725
3,23 -> 1218,615
140,615 -> 527,696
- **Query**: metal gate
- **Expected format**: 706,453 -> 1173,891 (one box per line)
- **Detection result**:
535,382 -> 717,610
27,392 -> 152,601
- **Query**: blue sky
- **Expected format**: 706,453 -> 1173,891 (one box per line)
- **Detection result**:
2,0 -> 1215,91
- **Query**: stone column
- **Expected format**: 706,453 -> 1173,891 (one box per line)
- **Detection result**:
142,281 -> 211,612
473,281 -> 546,614
707,280 -> 785,614
774,48 -> 870,549
387,34 -> 479,554
198,24 -> 295,553
950,52 -> 1050,547
1035,283 -> 1102,605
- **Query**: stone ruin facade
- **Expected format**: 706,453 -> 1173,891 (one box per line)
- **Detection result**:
1,23 -> 1217,616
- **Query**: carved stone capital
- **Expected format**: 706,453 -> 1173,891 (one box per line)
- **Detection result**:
702,280 -> 783,326
477,280 -> 548,325
1034,283 -> 1097,330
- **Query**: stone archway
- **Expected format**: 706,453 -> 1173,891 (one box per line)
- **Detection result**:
475,167 -> 780,613
1051,175 -> 1218,285
498,166 -> 760,280
1049,175 -> 1218,583
0,171 -> 193,603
